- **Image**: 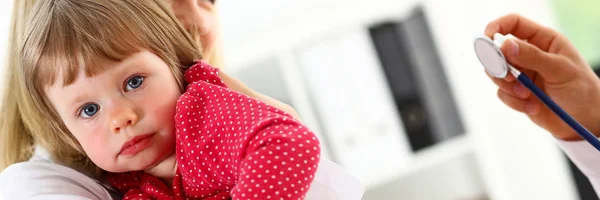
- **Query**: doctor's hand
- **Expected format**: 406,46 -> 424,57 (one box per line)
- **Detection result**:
484,13 -> 600,141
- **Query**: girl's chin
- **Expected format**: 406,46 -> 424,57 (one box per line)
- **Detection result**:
142,149 -> 176,171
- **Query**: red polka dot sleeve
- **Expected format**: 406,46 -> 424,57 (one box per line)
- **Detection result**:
173,61 -> 321,199
108,61 -> 321,200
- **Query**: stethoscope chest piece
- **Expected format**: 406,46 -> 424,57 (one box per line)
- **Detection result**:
473,33 -> 509,78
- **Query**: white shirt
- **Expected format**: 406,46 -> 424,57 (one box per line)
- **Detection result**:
0,147 -> 120,200
558,139 -> 600,196
0,147 -> 364,200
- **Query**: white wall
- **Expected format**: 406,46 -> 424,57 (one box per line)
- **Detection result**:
218,0 -> 421,68
0,1 -> 14,95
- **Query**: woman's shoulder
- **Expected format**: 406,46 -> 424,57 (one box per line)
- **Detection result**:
0,160 -> 119,199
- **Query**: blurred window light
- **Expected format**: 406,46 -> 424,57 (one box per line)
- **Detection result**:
551,0 -> 600,68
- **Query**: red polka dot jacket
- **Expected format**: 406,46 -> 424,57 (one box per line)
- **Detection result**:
107,61 -> 321,200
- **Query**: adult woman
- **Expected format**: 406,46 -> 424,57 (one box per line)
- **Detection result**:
0,0 -> 362,199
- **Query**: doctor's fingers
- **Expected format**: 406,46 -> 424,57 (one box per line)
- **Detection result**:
485,13 -> 562,53
502,39 -> 577,84
497,90 -> 541,115
488,73 -> 531,99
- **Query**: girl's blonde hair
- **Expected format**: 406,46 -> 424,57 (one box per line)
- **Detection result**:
0,0 -> 35,172
1,0 -> 202,176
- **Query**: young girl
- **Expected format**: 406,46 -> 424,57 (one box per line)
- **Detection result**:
14,0 -> 320,199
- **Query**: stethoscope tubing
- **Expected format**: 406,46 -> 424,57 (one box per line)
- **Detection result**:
474,34 -> 600,151
509,66 -> 600,151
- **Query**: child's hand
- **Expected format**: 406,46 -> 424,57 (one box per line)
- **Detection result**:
485,14 -> 600,140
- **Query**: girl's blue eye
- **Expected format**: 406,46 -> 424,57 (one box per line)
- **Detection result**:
125,75 -> 144,91
80,103 -> 99,118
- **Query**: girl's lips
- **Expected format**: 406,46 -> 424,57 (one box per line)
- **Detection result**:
119,133 -> 155,156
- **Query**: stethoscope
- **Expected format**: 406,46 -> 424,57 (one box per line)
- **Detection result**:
473,33 -> 600,151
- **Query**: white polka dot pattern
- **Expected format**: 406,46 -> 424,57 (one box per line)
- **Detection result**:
108,61 -> 321,200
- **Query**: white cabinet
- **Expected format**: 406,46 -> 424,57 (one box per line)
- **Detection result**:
296,29 -> 413,187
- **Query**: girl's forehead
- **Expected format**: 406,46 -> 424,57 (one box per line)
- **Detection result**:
41,55 -> 120,88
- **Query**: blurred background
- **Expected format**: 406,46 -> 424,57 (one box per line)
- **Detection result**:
1,0 -> 599,199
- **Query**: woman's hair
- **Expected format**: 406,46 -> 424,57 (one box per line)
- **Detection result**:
0,0 -> 202,176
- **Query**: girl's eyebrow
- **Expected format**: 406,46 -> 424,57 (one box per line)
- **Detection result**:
118,59 -> 144,77
68,92 -> 91,113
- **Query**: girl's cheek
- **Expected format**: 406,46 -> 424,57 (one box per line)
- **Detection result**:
78,123 -> 109,151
